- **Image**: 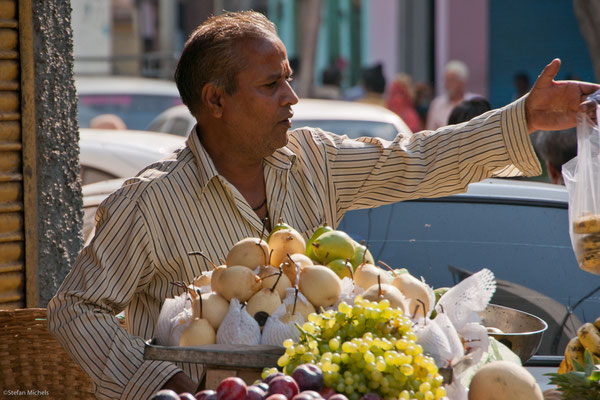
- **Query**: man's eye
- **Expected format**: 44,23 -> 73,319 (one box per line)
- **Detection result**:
266,81 -> 278,88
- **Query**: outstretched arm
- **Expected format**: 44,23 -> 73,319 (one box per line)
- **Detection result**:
525,58 -> 599,134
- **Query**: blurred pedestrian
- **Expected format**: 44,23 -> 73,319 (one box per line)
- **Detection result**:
513,71 -> 531,100
534,127 -> 577,185
426,60 -> 477,130
313,63 -> 342,100
89,114 -> 127,130
447,97 -> 492,125
386,73 -> 422,132
414,81 -> 433,127
356,63 -> 387,107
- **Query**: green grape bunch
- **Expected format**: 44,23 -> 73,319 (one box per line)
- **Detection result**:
277,296 -> 447,400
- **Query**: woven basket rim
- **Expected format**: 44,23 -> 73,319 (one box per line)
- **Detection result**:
0,307 -> 96,398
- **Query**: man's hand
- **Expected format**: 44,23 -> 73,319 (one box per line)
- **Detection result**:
525,58 -> 599,134
161,371 -> 199,395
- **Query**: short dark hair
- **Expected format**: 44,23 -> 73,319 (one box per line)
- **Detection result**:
174,11 -> 278,116
362,64 -> 386,94
534,128 -> 577,172
447,97 -> 492,125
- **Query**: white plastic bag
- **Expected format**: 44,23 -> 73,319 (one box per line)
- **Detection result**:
563,90 -> 600,275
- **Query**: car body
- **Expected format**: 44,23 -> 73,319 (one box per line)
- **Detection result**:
75,75 -> 183,130
79,128 -> 185,186
146,99 -> 413,140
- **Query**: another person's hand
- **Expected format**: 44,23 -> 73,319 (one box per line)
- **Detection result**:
525,58 -> 599,134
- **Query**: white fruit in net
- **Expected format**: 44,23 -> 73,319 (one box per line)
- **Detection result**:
216,298 -> 261,345
155,292 -> 188,346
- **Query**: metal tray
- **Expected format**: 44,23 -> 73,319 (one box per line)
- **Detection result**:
144,339 -> 285,369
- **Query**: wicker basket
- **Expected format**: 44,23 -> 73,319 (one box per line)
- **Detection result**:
0,308 -> 96,399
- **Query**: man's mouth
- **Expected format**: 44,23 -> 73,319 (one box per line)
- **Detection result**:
278,113 -> 293,127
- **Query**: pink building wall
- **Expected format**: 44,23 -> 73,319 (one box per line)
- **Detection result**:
435,0 -> 489,98
366,2 -> 399,89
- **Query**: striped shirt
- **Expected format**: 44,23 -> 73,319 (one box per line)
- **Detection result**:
48,97 -> 540,399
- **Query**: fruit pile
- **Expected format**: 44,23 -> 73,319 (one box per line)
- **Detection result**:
559,316 -> 600,373
151,361 -> 420,400
274,296 -> 446,400
154,221 -> 506,399
159,220 -> 437,348
545,316 -> 600,400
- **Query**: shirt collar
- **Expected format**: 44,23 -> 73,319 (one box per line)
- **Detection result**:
186,125 -> 298,190
186,126 -> 219,190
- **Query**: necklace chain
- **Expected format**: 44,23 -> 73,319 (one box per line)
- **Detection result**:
252,198 -> 267,211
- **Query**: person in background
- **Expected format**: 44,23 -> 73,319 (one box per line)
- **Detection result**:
513,71 -> 531,100
355,63 -> 387,107
385,73 -> 422,132
426,60 -> 477,130
533,128 -> 577,184
414,81 -> 433,127
313,63 -> 342,100
447,97 -> 492,125
89,113 -> 127,130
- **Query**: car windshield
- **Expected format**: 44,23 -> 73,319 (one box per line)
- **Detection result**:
78,94 -> 182,130
292,119 -> 399,141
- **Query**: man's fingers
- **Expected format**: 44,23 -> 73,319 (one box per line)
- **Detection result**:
534,58 -> 561,88
578,99 -> 598,114
579,82 -> 600,96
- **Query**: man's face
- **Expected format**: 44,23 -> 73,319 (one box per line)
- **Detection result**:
220,36 -> 299,159
444,71 -> 465,99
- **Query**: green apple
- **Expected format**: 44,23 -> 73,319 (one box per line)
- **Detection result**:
305,223 -> 333,261
326,258 -> 353,280
350,240 -> 375,270
311,230 -> 355,264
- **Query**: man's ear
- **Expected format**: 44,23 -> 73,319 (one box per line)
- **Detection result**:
201,83 -> 225,118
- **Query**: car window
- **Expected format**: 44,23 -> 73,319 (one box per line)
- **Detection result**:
78,94 -> 182,130
171,117 -> 193,137
338,195 -> 598,357
146,116 -> 168,133
292,119 -> 399,141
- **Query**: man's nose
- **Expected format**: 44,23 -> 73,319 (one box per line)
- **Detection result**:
282,80 -> 299,106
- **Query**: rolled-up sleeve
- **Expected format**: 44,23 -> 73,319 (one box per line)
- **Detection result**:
323,97 -> 541,213
48,194 -> 182,400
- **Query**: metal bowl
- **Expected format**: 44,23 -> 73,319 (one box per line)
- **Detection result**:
479,303 -> 548,364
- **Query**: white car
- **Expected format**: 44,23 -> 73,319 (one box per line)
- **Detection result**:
79,128 -> 185,241
79,128 -> 185,186
146,99 -> 412,140
75,75 -> 183,131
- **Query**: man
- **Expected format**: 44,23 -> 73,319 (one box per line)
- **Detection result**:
426,60 -> 477,130
533,128 -> 577,185
48,11 -> 599,399
447,97 -> 492,125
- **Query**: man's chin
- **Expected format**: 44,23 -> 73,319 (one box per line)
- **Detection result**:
274,129 -> 289,148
